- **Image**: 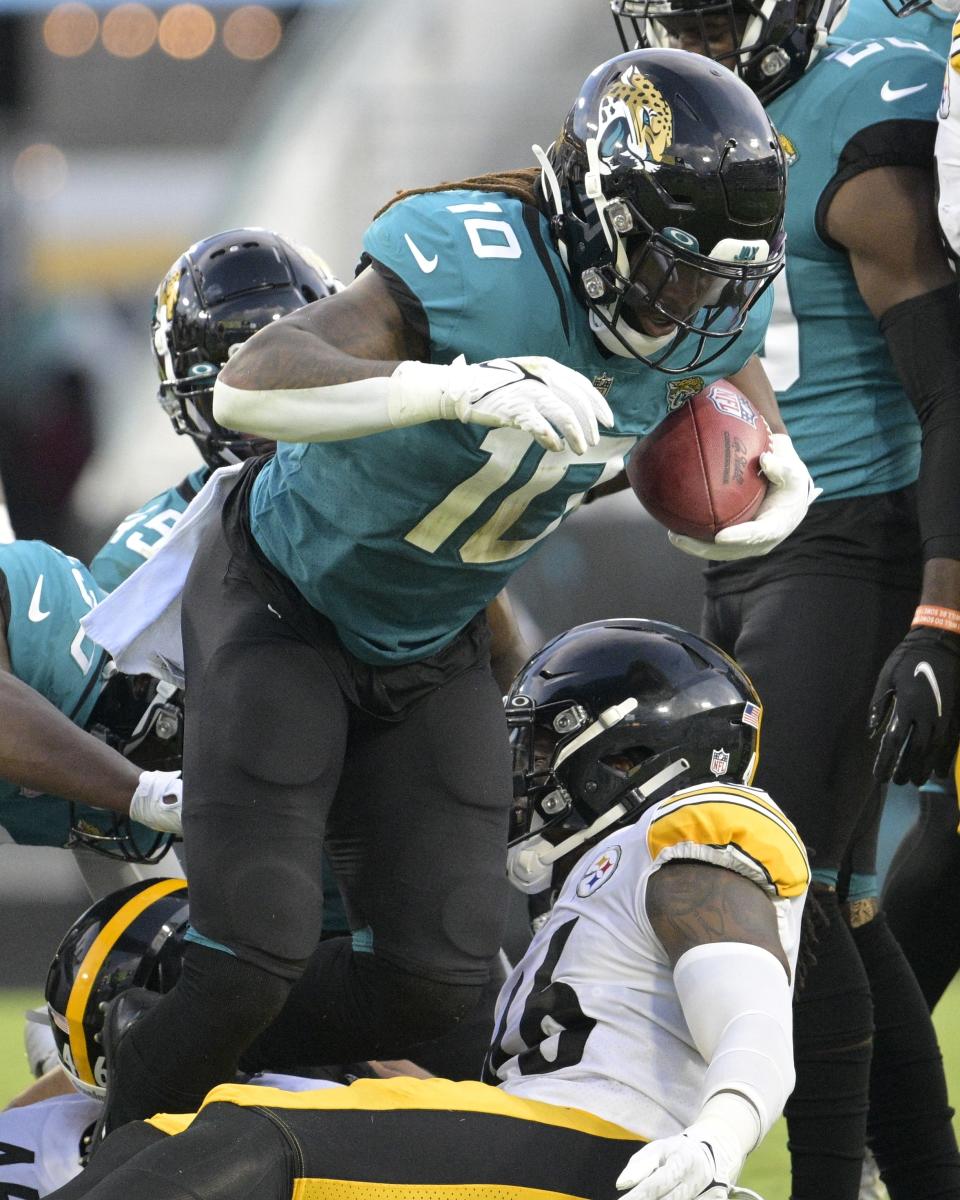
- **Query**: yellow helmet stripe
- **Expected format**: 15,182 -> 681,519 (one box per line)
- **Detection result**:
65,878 -> 187,1086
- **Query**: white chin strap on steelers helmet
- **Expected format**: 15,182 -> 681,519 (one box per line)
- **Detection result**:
506,695 -> 690,894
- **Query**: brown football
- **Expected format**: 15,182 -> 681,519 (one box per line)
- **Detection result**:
626,380 -> 771,541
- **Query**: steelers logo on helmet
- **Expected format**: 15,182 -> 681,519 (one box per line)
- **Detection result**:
536,48 -> 786,373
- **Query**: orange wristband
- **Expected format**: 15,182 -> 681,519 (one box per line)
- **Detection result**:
912,605 -> 960,636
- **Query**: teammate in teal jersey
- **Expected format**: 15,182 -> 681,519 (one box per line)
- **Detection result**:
614,3 -> 960,1197
90,228 -> 343,594
0,540 -> 183,854
86,48 -> 818,1141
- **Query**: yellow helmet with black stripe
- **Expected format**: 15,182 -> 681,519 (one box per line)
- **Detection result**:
44,878 -> 188,1098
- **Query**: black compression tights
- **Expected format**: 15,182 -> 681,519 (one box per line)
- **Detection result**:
856,912 -> 960,1199
786,888 -> 874,1200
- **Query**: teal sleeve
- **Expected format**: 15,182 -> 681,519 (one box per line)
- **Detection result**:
362,194 -> 468,360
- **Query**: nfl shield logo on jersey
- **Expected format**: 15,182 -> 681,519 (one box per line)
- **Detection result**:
577,846 -> 621,897
710,748 -> 730,776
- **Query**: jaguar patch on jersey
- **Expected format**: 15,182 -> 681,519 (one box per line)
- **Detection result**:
666,376 -> 705,412
577,846 -> 621,897
597,66 -> 674,173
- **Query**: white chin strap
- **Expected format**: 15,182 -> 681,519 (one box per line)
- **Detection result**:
507,755 -> 690,895
589,307 -> 677,360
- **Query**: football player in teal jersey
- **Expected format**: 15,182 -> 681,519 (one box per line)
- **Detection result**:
90,229 -> 343,595
89,48 -> 816,1139
0,540 -> 183,859
614,3 -> 960,1197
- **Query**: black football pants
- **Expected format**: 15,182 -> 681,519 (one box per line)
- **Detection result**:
106,518 -> 513,1125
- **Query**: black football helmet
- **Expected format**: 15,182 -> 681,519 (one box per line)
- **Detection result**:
152,228 -> 342,469
45,878 -> 189,1098
69,667 -> 184,863
538,49 -> 785,373
505,618 -> 762,893
612,0 -> 849,103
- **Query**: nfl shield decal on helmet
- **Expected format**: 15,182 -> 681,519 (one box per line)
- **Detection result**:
577,846 -> 622,897
710,747 -> 731,776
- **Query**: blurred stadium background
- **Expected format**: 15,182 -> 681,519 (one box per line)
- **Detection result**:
0,1 -> 945,1195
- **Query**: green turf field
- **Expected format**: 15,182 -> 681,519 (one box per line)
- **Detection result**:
3,981 -> 960,1198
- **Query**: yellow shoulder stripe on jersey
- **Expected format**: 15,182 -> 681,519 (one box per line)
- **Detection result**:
295,1182 -> 591,1200
192,1077 -> 645,1142
648,790 -> 809,898
665,783 -> 801,835
65,878 -> 187,1089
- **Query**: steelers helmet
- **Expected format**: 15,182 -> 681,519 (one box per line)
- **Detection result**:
538,48 -> 785,372
611,0 -> 849,103
152,228 -> 343,469
70,667 -> 184,863
505,618 -> 762,893
45,879 -> 189,1098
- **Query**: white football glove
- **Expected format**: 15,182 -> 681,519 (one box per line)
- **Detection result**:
128,769 -> 183,835
616,1116 -> 748,1200
390,355 -> 614,454
668,432 -> 821,562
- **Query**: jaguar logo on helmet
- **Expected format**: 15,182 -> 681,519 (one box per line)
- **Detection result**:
597,66 -> 674,173
157,268 -> 181,323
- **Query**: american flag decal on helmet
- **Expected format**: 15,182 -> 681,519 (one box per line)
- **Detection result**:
742,703 -> 761,729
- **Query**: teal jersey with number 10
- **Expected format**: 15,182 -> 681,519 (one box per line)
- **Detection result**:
249,188 -> 773,666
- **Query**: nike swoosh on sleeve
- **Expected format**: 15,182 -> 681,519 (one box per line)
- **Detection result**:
881,81 -> 929,101
28,575 -> 50,622
403,233 -> 439,273
914,660 -> 943,717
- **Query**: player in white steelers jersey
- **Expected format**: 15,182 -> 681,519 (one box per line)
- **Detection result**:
487,781 -> 805,1141
52,620 -> 805,1200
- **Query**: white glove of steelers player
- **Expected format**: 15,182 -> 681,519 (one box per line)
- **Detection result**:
128,769 -> 183,835
616,1115 -> 748,1200
668,432 -> 821,562
389,355 -> 614,454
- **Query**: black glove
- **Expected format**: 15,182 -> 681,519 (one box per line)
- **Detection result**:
868,626 -> 960,784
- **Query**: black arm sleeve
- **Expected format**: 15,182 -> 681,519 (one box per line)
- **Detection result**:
0,568 -> 9,637
880,282 -> 960,562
